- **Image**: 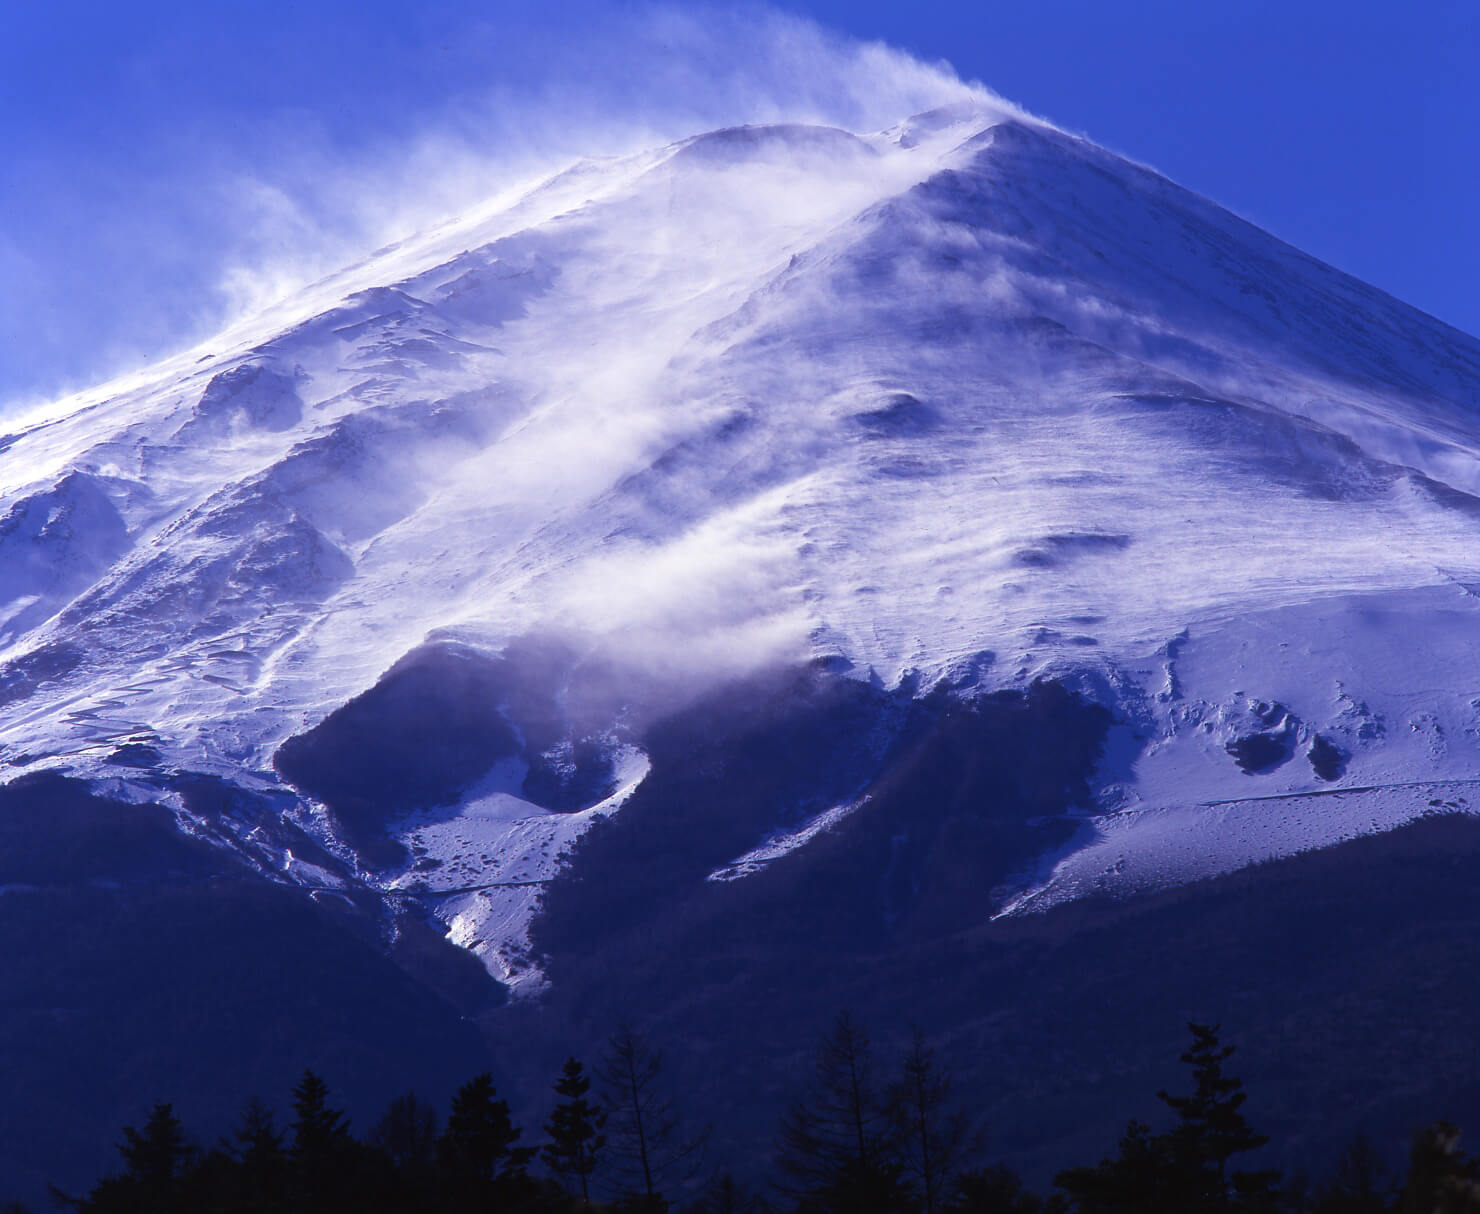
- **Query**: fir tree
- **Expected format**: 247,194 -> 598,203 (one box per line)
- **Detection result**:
81,1103 -> 194,1213
440,1073 -> 534,1211
544,1057 -> 607,1205
1054,1118 -> 1182,1214
118,1104 -> 192,1196
1397,1123 -> 1480,1214
225,1098 -> 289,1211
1056,1023 -> 1278,1213
1156,1022 -> 1276,1207
371,1092 -> 440,1185
289,1070 -> 353,1212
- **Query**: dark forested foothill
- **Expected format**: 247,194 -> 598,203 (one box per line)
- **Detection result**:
24,1020 -> 1480,1214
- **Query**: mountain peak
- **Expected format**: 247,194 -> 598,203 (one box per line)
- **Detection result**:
2,108 -> 1478,991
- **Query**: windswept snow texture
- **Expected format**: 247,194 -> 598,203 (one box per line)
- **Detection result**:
3,104 -> 1480,977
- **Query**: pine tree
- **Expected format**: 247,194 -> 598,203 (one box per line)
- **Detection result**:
1156,1022 -> 1274,1207
544,1057 -> 606,1205
1397,1123 -> 1480,1214
81,1103 -> 194,1213
440,1073 -> 534,1211
226,1098 -> 289,1211
371,1092 -> 440,1184
289,1070 -> 352,1212
1054,1118 -> 1181,1214
1056,1024 -> 1278,1214
118,1104 -> 192,1196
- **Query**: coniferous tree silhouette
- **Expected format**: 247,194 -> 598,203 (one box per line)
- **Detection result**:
1054,1117 -> 1180,1214
598,1024 -> 708,1212
1156,1022 -> 1277,1209
1056,1023 -> 1277,1213
439,1072 -> 535,1212
887,1029 -> 984,1214
225,1098 -> 289,1212
544,1057 -> 607,1206
947,1162 -> 1066,1213
371,1091 -> 440,1198
1396,1123 -> 1480,1214
775,1012 -> 914,1213
289,1070 -> 353,1212
80,1103 -> 194,1213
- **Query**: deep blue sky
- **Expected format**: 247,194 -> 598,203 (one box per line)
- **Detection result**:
1,0 -> 1474,412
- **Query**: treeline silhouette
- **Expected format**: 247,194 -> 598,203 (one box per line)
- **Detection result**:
21,1018 -> 1480,1213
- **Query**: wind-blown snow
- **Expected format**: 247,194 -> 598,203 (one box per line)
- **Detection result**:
3,102 -> 1480,976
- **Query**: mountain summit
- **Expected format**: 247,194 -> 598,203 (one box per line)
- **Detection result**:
3,104 -> 1479,1194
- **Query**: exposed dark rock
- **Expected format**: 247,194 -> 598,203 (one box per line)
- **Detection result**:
0,642 -> 84,710
521,737 -> 618,813
1226,731 -> 1295,774
1226,702 -> 1298,774
533,669 -> 1112,970
852,392 -> 939,438
186,362 -> 303,434
274,642 -> 521,864
1012,532 -> 1132,568
103,743 -> 162,768
1308,733 -> 1349,781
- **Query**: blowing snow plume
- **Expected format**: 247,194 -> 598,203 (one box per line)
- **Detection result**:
5,8 -> 1480,1003
0,5 -> 1010,418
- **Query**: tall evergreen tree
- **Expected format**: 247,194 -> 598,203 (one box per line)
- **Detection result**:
1397,1123 -> 1480,1214
289,1070 -> 353,1212
226,1098 -> 289,1212
1056,1023 -> 1278,1214
544,1058 -> 607,1205
81,1103 -> 194,1213
1156,1022 -> 1276,1207
1055,1118 -> 1182,1214
118,1104 -> 192,1197
440,1073 -> 534,1211
371,1092 -> 440,1186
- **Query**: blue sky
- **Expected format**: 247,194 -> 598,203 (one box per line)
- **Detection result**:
1,0 -> 1474,411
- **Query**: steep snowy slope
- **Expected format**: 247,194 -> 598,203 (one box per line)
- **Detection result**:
2,102 -> 1479,995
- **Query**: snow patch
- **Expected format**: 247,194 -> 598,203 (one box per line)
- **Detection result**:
708,795 -> 869,882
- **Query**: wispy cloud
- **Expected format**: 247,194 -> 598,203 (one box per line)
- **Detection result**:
1,3 -> 1014,415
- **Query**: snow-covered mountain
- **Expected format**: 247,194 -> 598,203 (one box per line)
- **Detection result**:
4,99 -> 1480,1012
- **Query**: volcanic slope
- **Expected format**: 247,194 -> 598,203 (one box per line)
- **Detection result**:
2,101 -> 1480,1002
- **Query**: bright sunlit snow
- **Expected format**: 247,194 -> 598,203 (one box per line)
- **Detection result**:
3,103 -> 1479,980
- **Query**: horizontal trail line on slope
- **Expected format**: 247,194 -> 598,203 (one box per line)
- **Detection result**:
416,880 -> 549,894
1198,777 -> 1480,808
1084,778 -> 1480,823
